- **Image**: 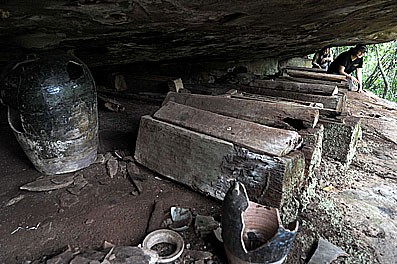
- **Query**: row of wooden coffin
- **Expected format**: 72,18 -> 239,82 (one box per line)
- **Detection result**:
134,67 -> 359,221
133,91 -> 325,223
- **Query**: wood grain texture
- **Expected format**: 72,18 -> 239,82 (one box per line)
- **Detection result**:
154,101 -> 302,156
235,85 -> 343,111
277,76 -> 349,89
250,79 -> 338,96
163,92 -> 319,129
134,115 -> 305,208
284,66 -> 327,73
285,69 -> 347,82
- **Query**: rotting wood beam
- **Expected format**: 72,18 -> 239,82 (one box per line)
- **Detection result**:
249,79 -> 338,96
277,76 -> 349,89
163,92 -> 320,129
153,101 -> 302,157
227,91 -> 344,118
284,65 -> 327,73
284,69 -> 347,82
134,115 -> 305,215
162,92 -> 323,180
235,85 -> 344,111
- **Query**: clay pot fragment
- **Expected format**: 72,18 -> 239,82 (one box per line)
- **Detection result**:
142,229 -> 184,263
308,237 -> 349,264
169,206 -> 193,231
222,181 -> 298,264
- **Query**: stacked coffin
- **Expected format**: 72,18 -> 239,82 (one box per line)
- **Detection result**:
280,66 -> 349,90
278,66 -> 361,166
134,66 -> 361,222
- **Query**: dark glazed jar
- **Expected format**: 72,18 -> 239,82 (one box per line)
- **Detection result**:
0,53 -> 98,175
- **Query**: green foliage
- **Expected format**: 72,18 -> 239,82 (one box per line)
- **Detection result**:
333,41 -> 397,102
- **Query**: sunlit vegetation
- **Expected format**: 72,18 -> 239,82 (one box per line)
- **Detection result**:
333,41 -> 397,102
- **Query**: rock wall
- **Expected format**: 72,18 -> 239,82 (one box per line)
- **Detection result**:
1,1 -> 397,67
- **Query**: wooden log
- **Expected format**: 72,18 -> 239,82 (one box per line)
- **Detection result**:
285,69 -> 347,82
154,101 -> 302,157
229,91 -> 344,118
284,65 -> 327,73
277,76 -> 349,89
163,92 -> 320,129
320,116 -> 361,166
226,89 -> 321,107
134,115 -> 305,211
236,85 -> 343,111
249,79 -> 338,96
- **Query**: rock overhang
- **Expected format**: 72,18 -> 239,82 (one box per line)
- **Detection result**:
1,0 -> 397,67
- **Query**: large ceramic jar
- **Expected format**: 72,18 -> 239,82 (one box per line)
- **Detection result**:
0,53 -> 98,175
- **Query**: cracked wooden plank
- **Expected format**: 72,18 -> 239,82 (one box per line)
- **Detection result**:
154,101 -> 302,157
249,79 -> 338,96
163,92 -> 319,129
235,85 -> 345,112
285,69 -> 347,82
134,115 -> 305,211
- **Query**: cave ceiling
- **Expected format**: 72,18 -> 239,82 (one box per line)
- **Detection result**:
1,0 -> 397,67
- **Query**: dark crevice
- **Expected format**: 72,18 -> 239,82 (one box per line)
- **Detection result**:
283,117 -> 304,131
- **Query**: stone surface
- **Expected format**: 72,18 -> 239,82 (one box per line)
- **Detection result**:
1,1 -> 397,67
321,116 -> 361,166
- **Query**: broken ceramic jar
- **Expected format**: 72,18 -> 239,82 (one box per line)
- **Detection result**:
142,229 -> 185,263
222,181 -> 298,264
0,53 -> 98,175
169,206 -> 193,231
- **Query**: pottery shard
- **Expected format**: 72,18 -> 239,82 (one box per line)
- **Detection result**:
107,157 -> 118,178
308,238 -> 349,264
20,175 -> 75,192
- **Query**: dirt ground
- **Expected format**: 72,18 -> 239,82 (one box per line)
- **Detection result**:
0,89 -> 396,263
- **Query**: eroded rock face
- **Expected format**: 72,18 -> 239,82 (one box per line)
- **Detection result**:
1,0 -> 397,66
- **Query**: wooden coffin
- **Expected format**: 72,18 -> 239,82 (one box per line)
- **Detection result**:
249,79 -> 338,96
284,69 -> 347,82
163,92 -> 320,129
154,101 -> 302,157
134,115 -> 305,210
233,86 -> 346,112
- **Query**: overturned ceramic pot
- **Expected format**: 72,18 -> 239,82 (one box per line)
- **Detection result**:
222,181 -> 298,264
0,53 -> 98,175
